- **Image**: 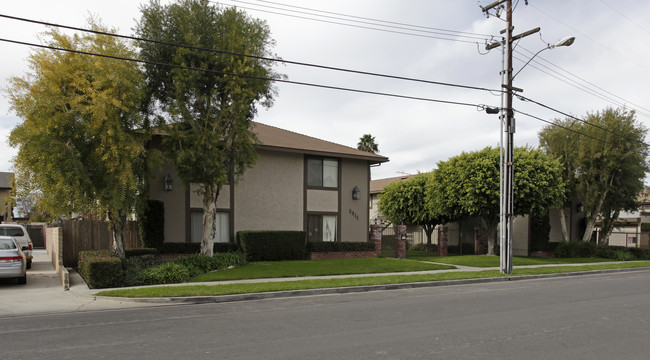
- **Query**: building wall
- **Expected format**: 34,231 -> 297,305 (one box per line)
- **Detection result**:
149,163 -> 186,243
234,150 -> 304,233
340,159 -> 370,242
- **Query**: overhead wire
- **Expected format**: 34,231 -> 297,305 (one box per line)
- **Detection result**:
0,37 -> 485,110
0,13 -> 504,94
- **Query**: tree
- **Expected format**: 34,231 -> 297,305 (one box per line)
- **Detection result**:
7,21 -> 145,258
378,173 -> 450,251
432,147 -> 565,255
539,108 -> 648,245
137,0 -> 281,256
357,134 -> 379,154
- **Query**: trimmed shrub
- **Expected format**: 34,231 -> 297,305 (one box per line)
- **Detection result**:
78,250 -> 123,289
159,242 -> 201,254
141,262 -> 190,284
214,242 -> 241,253
306,242 -> 375,252
613,249 -> 635,261
125,248 -> 160,259
212,251 -> 247,269
554,241 -> 598,258
628,247 -> 650,260
238,231 -> 306,261
169,252 -> 248,277
140,199 -> 164,249
121,254 -> 166,287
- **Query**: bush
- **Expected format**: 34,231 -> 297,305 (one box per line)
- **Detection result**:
169,252 -> 248,277
141,262 -> 190,284
140,199 -> 164,249
612,249 -> 635,261
306,242 -> 375,252
78,250 -> 123,289
122,254 -> 166,287
628,247 -> 650,260
212,251 -> 247,269
554,241 -> 598,258
238,231 -> 305,261
125,248 -> 160,259
159,242 -> 201,254
214,242 -> 241,253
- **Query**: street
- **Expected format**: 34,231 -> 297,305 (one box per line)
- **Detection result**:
2,270 -> 650,359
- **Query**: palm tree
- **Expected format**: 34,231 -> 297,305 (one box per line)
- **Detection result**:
357,134 -> 379,154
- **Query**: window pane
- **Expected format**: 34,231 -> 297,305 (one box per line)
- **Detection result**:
214,212 -> 230,243
323,215 -> 337,242
323,159 -> 338,187
307,215 -> 321,242
307,158 -> 323,187
190,211 -> 203,243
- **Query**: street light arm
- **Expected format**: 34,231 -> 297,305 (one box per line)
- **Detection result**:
511,36 -> 575,80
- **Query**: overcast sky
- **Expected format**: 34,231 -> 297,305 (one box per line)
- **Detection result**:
1,0 -> 649,180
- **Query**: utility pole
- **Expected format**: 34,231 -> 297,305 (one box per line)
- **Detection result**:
482,0 -> 539,274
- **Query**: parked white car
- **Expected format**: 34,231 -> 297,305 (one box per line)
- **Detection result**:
0,224 -> 33,269
0,236 -> 27,285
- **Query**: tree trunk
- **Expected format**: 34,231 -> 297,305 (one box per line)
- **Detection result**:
485,218 -> 498,256
201,188 -> 220,257
422,224 -> 434,252
110,210 -> 126,259
559,207 -> 570,242
599,209 -> 619,246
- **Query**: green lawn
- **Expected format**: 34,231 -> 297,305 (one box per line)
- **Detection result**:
190,258 -> 455,282
96,261 -> 650,298
410,255 -> 612,267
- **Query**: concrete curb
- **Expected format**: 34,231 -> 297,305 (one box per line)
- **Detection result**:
96,266 -> 650,305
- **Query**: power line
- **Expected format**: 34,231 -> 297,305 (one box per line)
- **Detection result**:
0,13 -> 504,94
516,109 -> 647,154
213,0 -> 489,44
515,94 -> 650,147
218,0 -> 493,40
0,37 -> 485,110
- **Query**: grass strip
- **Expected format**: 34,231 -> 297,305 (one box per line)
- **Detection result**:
410,255 -> 612,267
190,258 -> 454,282
96,261 -> 650,298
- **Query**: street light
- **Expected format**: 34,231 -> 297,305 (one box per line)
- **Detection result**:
500,35 -> 574,275
513,36 -> 575,79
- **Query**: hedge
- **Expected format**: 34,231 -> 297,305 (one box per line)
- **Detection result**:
159,242 -> 241,254
306,242 -> 375,253
78,250 -> 123,289
238,230 -> 306,261
125,248 -> 160,258
554,241 -> 650,261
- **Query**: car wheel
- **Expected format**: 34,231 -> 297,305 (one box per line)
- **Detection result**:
18,275 -> 27,285
26,260 -> 32,269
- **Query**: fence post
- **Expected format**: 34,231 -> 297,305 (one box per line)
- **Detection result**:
396,224 -> 407,259
370,224 -> 382,258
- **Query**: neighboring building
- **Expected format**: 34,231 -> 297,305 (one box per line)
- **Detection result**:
149,122 -> 388,245
592,188 -> 650,248
0,172 -> 13,222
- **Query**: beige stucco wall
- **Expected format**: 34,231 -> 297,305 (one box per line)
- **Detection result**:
306,189 -> 338,212
189,183 -> 231,210
340,158 -> 370,242
233,150 -> 304,232
149,163 -> 186,243
512,215 -> 530,256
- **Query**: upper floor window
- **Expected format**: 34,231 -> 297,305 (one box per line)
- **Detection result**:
307,157 -> 338,188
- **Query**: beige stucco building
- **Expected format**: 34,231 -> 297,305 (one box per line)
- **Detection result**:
149,122 -> 388,244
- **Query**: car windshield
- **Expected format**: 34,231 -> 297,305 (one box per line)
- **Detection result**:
0,238 -> 17,250
0,227 -> 24,237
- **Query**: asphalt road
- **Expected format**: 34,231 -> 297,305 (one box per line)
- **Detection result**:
2,269 -> 649,360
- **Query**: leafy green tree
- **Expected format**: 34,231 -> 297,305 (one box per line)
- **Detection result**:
432,147 -> 565,254
378,173 -> 450,250
7,21 -> 145,258
137,0 -> 282,256
358,134 -> 379,154
540,108 -> 648,244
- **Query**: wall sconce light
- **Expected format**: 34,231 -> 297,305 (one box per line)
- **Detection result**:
577,202 -> 584,213
164,174 -> 174,192
352,185 -> 360,200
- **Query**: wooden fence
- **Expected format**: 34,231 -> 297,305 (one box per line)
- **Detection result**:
60,220 -> 140,267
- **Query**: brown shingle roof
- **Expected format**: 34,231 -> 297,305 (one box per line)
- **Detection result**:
369,174 -> 413,194
252,122 -> 388,164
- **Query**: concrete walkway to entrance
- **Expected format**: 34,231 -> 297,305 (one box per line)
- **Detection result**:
0,249 -> 167,317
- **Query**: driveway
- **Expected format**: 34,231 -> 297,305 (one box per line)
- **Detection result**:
0,249 -> 168,317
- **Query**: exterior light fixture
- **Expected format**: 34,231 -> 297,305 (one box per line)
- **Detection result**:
164,174 -> 174,192
352,185 -> 360,200
577,202 -> 584,213
513,35 -> 575,80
